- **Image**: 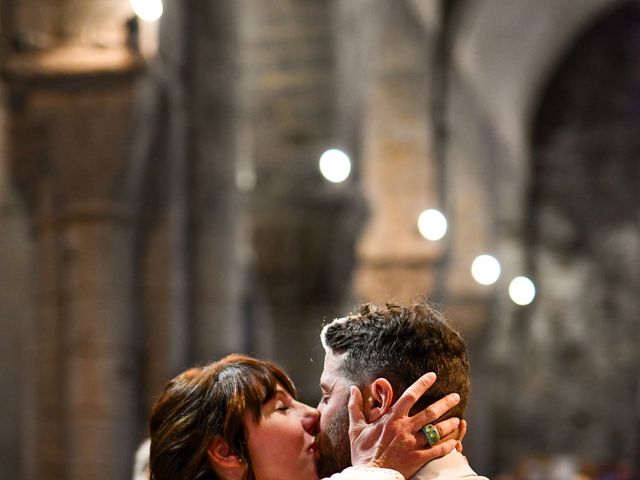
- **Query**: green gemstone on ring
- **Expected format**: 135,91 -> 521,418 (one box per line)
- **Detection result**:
422,424 -> 440,446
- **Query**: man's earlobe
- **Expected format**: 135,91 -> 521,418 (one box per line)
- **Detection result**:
207,436 -> 243,469
366,378 -> 394,422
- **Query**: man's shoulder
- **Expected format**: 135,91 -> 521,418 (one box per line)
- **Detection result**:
411,451 -> 489,480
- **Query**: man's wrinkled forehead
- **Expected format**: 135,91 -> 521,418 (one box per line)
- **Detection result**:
320,348 -> 350,388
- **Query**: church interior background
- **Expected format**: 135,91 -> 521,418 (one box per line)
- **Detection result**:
1,1 -> 639,479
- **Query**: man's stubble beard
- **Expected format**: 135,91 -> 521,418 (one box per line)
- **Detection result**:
315,403 -> 351,478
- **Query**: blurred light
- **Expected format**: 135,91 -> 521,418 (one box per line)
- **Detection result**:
130,0 -> 163,22
509,276 -> 536,305
319,149 -> 351,183
471,254 -> 501,285
418,209 -> 447,241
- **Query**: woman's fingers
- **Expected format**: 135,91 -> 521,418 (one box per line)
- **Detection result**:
410,392 -> 460,429
347,386 -> 366,440
455,419 -> 467,443
451,419 -> 467,452
416,438 -> 458,464
392,372 -> 437,416
348,371 -> 464,478
453,418 -> 467,452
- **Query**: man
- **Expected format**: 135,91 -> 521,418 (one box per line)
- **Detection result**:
316,301 -> 488,479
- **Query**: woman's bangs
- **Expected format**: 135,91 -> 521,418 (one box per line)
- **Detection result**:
241,366 -> 280,420
213,355 -> 297,424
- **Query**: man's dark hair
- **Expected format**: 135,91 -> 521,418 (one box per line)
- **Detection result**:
321,301 -> 470,418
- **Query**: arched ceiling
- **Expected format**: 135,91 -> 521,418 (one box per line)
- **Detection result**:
451,0 -> 628,147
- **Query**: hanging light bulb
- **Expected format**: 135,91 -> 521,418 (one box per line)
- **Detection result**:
509,276 -> 536,305
471,254 -> 501,285
319,149 -> 351,183
417,209 -> 447,241
130,0 -> 164,22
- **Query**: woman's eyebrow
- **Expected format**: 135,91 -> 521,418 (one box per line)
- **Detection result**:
275,387 -> 293,400
263,387 -> 288,405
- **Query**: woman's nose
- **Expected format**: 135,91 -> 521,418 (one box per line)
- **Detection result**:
301,403 -> 320,436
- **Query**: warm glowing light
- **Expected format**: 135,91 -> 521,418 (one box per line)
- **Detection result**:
509,276 -> 536,305
130,0 -> 163,22
417,209 -> 447,241
471,255 -> 501,285
319,149 -> 351,183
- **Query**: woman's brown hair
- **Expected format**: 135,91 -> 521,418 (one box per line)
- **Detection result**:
149,354 -> 296,480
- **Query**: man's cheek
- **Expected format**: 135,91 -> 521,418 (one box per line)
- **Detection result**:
319,407 -> 333,431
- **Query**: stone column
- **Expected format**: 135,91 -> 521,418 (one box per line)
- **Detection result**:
186,0 -> 245,363
4,45 -> 144,480
238,0 -> 364,401
352,1 -> 443,303
0,84 -> 34,480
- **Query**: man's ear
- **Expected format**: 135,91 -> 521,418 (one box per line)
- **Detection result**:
207,436 -> 244,472
364,378 -> 394,422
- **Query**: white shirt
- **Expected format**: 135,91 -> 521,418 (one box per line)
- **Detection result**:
411,451 -> 489,480
327,466 -> 405,480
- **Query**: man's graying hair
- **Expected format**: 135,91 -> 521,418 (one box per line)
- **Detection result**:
321,301 -> 470,419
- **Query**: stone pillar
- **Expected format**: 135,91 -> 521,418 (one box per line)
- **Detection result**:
353,1 -> 442,303
186,0 -> 245,363
135,0 -> 190,415
0,82 -> 34,480
238,0 -> 363,401
4,45 -> 144,480
64,206 -> 137,480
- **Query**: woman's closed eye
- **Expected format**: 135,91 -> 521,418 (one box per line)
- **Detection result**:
275,400 -> 289,412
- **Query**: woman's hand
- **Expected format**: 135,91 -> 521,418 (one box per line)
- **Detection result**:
348,372 -> 461,479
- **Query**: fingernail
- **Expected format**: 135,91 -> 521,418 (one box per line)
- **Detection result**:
426,372 -> 436,381
452,393 -> 460,402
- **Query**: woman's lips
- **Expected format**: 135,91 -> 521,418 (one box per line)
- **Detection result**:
308,439 -> 318,455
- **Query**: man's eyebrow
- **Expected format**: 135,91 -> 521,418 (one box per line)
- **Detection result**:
319,381 -> 331,391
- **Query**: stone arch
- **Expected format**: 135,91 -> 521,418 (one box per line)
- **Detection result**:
448,0 -> 627,243
443,0 -> 639,473
443,0 -> 630,358
454,0 -> 627,146
522,0 -> 640,465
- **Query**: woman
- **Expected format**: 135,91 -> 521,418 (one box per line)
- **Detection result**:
150,354 -> 461,480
